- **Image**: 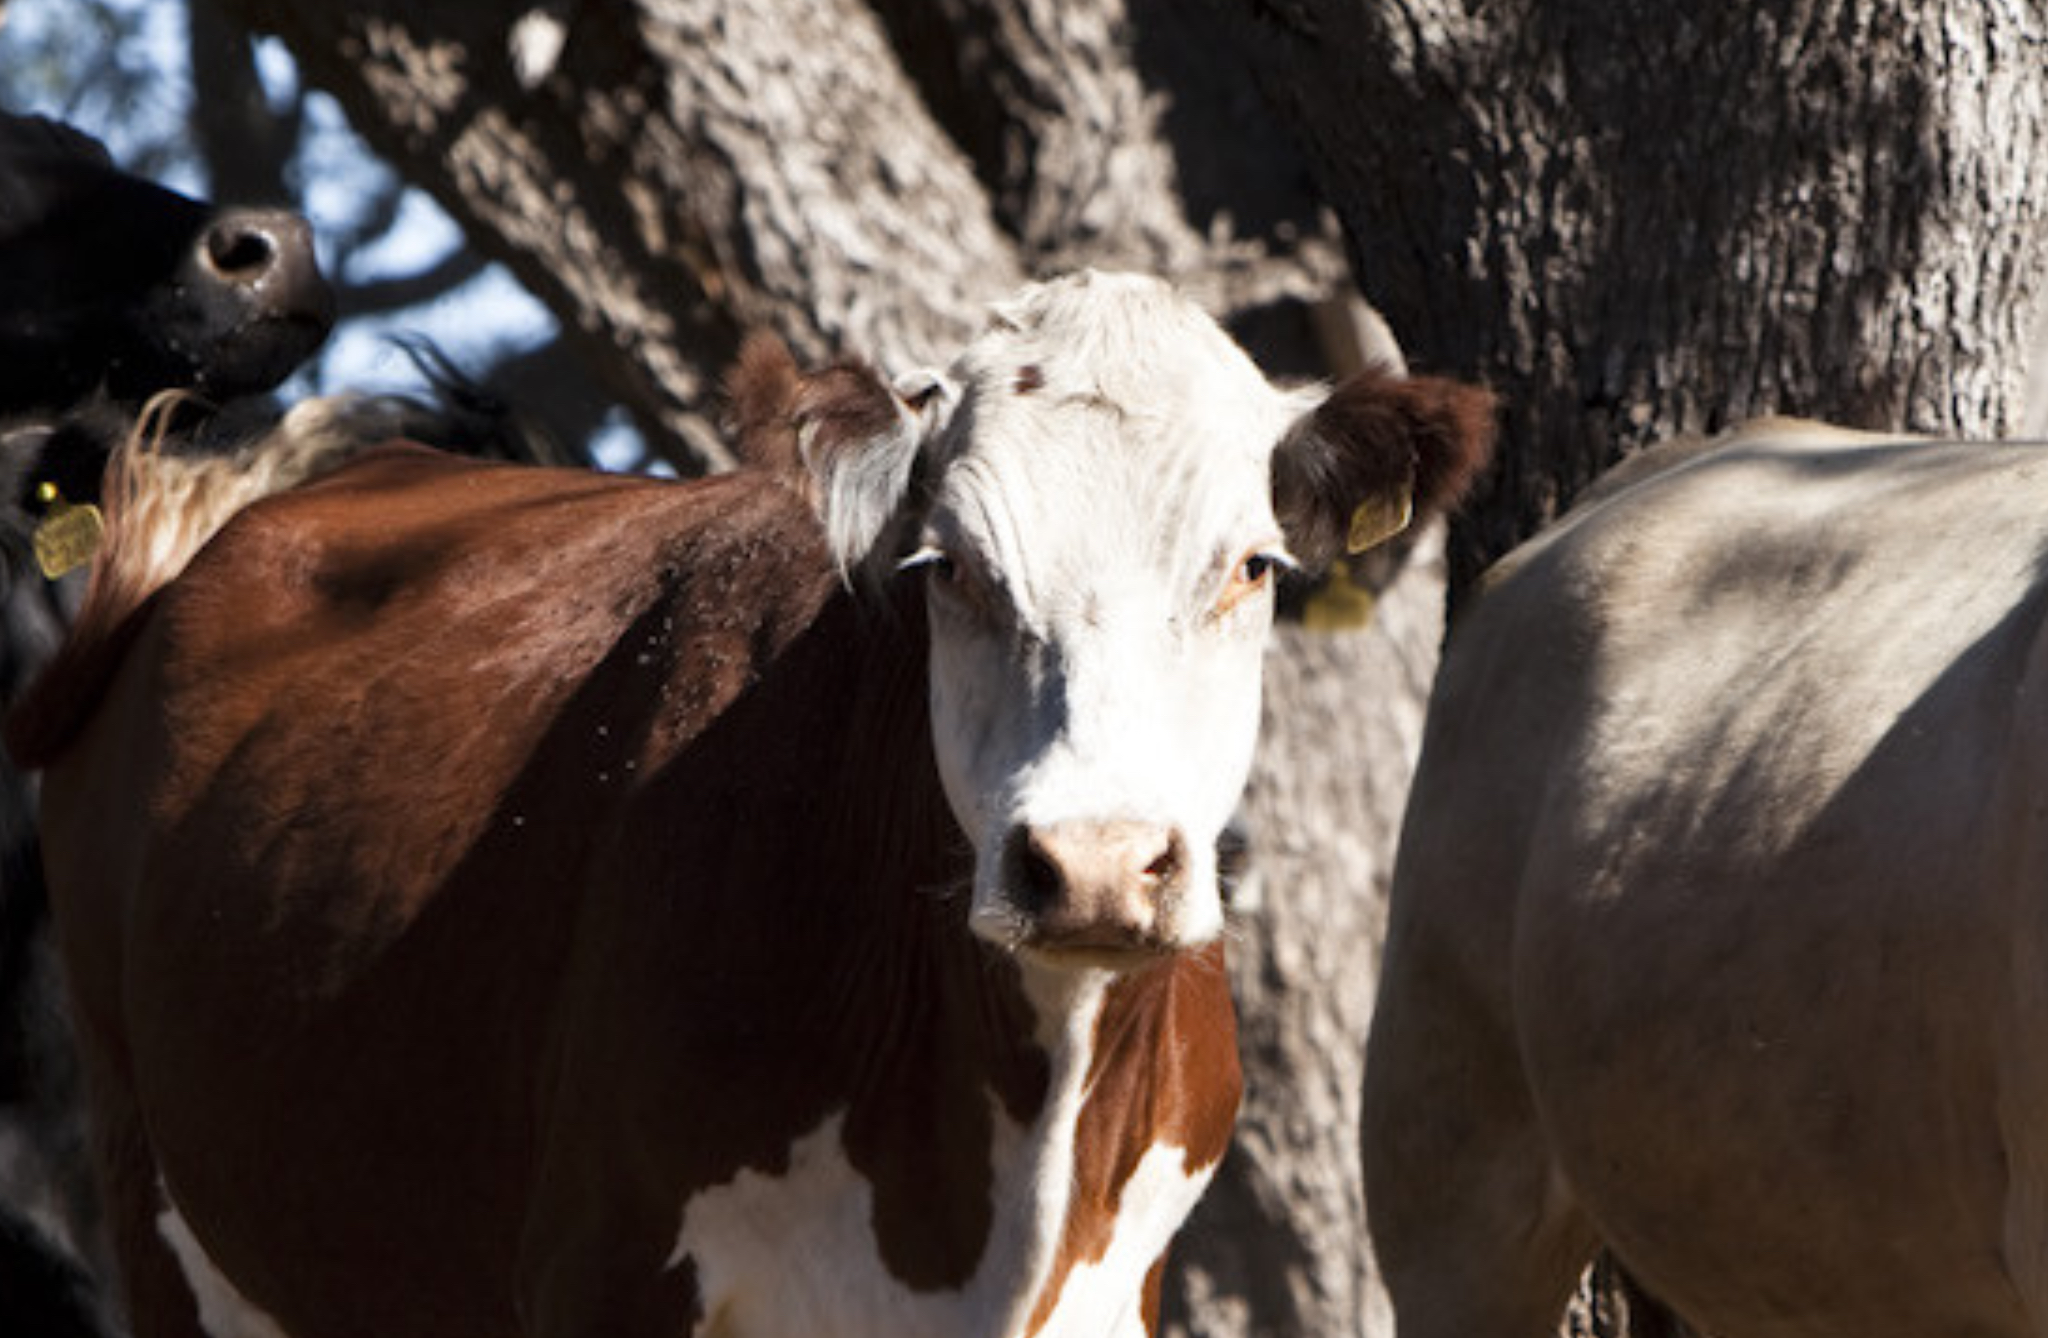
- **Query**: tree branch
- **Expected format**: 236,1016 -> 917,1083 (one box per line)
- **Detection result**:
335,248 -> 492,319
217,0 -> 1028,473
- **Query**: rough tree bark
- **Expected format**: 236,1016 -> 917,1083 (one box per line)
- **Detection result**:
218,0 -> 1022,471
1209,0 -> 2048,1332
1214,0 -> 2048,592
205,2 -> 1420,1336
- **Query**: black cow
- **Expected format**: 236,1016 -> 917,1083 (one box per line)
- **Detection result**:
0,108 -> 336,1338
0,114 -> 333,418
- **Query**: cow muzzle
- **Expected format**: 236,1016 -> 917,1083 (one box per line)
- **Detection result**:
1000,818 -> 1191,969
180,208 -> 337,393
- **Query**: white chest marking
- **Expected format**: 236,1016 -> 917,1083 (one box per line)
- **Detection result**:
157,1191 -> 293,1338
1029,1143 -> 1218,1338
669,1105 -> 1036,1337
665,971 -> 1206,1337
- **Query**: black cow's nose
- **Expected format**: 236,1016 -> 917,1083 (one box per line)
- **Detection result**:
204,217 -> 279,279
196,208 -> 335,326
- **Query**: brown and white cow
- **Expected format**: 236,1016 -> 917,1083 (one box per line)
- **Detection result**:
1365,419 -> 2048,1337
11,270 -> 1491,1338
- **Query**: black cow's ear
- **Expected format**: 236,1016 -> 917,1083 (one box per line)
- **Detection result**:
1270,367 -> 1495,573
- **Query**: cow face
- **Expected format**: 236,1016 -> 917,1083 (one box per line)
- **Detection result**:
0,114 -> 335,415
779,271 -> 1492,971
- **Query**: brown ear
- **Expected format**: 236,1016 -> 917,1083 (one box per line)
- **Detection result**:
1270,368 -> 1495,572
722,333 -> 806,473
723,333 -> 947,578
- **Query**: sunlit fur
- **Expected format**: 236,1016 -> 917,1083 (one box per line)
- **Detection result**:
97,392 -> 410,603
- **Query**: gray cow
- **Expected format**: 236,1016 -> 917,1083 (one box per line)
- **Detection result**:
1367,419 -> 2048,1337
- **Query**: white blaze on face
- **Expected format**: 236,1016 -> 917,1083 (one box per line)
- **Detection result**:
910,273 -> 1312,952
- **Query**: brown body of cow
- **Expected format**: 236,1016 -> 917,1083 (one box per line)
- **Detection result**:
13,272 -> 1493,1338
20,442 -> 1234,1338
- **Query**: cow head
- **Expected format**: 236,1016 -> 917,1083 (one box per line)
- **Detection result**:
0,114 -> 339,581
749,271 -> 1493,971
0,113 -> 336,415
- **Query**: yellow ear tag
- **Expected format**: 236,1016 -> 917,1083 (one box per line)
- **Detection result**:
32,482 -> 106,580
1301,558 -> 1380,633
1346,485 -> 1414,554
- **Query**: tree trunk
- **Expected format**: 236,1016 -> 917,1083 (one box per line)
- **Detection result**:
1214,0 -> 2048,592
864,0 -> 1352,312
1213,0 -> 2048,1332
217,0 -> 1024,472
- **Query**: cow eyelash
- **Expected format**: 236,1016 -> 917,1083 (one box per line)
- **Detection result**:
901,544 -> 983,606
903,544 -> 1012,627
899,546 -> 955,581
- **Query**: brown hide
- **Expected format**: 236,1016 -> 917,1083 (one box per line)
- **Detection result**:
27,443 -> 1238,1338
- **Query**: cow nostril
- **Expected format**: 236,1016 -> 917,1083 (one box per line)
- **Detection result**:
1012,829 -> 1065,915
205,222 -> 278,281
1143,830 -> 1187,888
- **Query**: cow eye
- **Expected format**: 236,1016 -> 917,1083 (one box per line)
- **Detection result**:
903,544 -> 1002,622
1215,546 -> 1290,619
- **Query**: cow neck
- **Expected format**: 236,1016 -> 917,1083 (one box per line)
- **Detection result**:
802,580 -> 1151,1315
803,574 -> 1055,1124
618,561 -> 1106,1304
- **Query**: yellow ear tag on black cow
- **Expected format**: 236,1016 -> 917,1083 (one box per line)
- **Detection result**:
1346,485 -> 1414,554
32,483 -> 105,580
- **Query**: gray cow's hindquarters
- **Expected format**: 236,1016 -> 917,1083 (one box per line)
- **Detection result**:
1360,583 -> 1601,1334
1365,428 -> 2048,1338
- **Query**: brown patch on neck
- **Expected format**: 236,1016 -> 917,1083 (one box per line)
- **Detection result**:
1025,943 -> 1241,1332
1141,1253 -> 1167,1335
1014,364 -> 1045,395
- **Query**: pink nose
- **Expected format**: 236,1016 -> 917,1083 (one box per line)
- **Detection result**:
1005,819 -> 1189,959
